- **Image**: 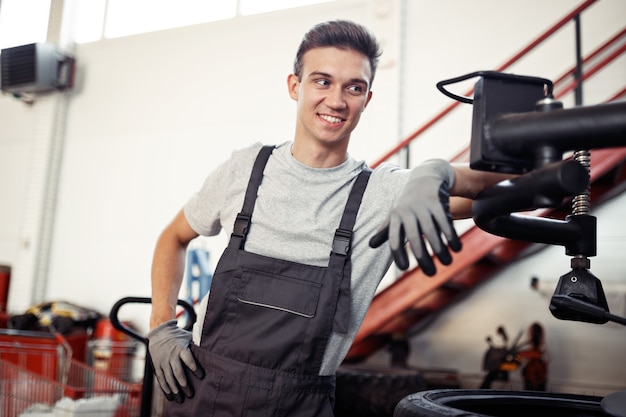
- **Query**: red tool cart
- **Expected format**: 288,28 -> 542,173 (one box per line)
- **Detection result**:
0,329 -> 141,416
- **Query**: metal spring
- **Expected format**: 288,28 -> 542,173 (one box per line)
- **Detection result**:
572,150 -> 591,216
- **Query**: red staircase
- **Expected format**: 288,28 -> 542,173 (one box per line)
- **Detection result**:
345,0 -> 626,362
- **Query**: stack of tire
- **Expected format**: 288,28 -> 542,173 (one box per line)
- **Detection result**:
335,365 -> 428,417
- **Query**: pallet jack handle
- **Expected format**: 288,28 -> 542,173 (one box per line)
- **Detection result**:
109,296 -> 196,417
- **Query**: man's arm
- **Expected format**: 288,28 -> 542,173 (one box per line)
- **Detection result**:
449,163 -> 514,219
150,208 -> 199,330
148,208 -> 204,403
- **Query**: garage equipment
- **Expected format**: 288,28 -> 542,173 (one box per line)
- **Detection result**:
0,329 -> 140,416
397,70 -> 626,417
109,297 -> 196,417
438,70 -> 626,326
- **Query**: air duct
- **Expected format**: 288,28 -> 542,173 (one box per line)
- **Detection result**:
1,42 -> 74,94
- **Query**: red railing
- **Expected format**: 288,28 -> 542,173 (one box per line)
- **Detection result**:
554,31 -> 626,99
370,0 -> 626,168
553,27 -> 626,87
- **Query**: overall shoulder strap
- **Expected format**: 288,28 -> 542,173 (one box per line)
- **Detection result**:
231,145 -> 275,249
331,168 -> 372,256
330,167 -> 372,333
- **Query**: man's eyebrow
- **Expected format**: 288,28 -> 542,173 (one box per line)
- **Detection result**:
307,71 -> 332,79
307,71 -> 369,86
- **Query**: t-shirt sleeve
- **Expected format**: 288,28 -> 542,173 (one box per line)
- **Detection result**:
183,142 -> 264,236
183,166 -> 228,236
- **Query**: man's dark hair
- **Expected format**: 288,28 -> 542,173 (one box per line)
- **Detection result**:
293,20 -> 382,86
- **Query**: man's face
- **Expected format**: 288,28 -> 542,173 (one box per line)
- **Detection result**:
288,47 -> 373,148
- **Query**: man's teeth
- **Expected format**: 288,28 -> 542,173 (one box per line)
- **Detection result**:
320,115 -> 342,123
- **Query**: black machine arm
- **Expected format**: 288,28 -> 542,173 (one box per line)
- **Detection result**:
471,159 -> 593,250
488,100 -> 626,169
438,71 -> 626,326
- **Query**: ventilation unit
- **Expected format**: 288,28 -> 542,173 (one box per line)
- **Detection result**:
1,43 -> 74,94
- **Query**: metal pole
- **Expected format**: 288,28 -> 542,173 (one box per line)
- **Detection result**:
399,0 -> 409,168
31,0 -> 73,304
574,14 -> 584,106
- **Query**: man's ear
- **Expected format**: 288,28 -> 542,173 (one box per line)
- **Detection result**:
287,74 -> 299,101
363,90 -> 373,111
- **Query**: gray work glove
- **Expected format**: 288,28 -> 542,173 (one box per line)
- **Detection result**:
147,319 -> 204,403
370,159 -> 462,275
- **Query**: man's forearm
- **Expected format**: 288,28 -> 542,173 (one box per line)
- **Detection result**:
448,163 -> 515,219
450,163 -> 514,199
150,232 -> 188,330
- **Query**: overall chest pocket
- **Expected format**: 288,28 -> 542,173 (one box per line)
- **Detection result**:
237,269 -> 321,318
218,268 -> 325,371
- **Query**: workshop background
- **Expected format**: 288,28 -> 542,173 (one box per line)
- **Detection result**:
1,0 -> 625,398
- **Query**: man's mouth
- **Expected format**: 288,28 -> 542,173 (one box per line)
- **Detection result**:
319,114 -> 344,124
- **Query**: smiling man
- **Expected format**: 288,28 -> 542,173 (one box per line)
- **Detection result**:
288,46 -> 373,168
147,20 -> 508,416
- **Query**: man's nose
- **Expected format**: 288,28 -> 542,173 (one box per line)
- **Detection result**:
325,87 -> 347,109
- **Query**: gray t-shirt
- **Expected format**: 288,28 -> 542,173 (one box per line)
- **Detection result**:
184,141 -> 410,375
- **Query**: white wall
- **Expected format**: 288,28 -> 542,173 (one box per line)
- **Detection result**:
0,0 -> 625,395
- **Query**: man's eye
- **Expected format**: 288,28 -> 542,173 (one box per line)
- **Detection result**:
316,79 -> 330,86
348,85 -> 364,94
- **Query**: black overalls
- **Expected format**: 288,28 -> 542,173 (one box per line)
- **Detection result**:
167,146 -> 371,417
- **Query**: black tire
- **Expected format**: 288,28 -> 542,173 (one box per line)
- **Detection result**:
335,365 -> 428,417
393,389 -> 605,417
